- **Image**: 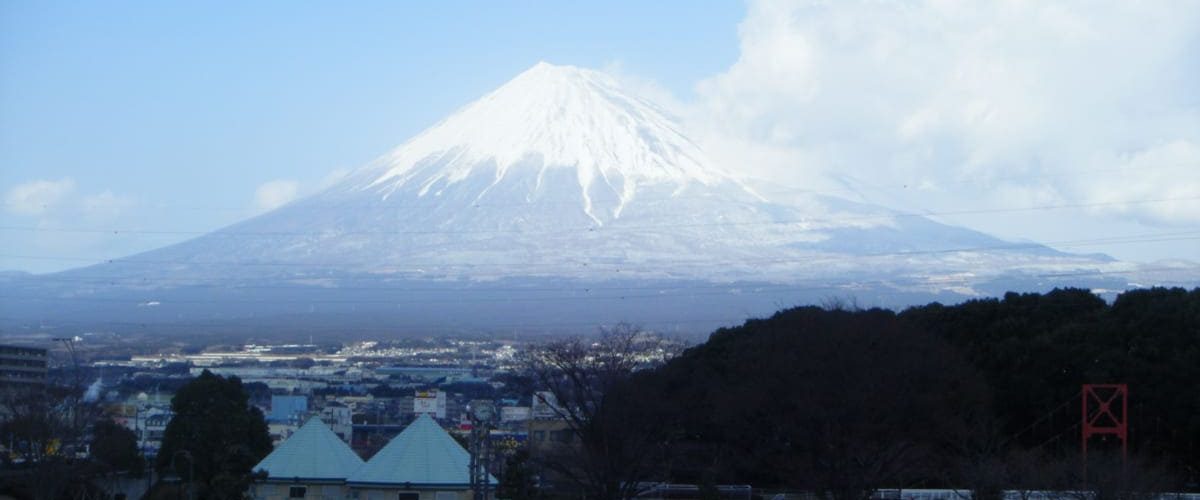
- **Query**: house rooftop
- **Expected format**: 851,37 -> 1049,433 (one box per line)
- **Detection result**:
348,414 -> 494,486
253,418 -> 364,481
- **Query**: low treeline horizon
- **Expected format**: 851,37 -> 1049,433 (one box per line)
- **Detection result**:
565,286 -> 1198,498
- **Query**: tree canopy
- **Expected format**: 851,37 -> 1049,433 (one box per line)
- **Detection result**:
901,287 -> 1200,481
597,287 -> 1198,497
157,369 -> 272,500
625,306 -> 987,500
90,419 -> 143,476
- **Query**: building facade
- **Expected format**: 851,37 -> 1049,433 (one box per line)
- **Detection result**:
0,344 -> 48,387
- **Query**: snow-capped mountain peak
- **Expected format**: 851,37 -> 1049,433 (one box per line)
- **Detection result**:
3,61 -> 1163,336
357,62 -> 743,222
60,62 -> 1122,294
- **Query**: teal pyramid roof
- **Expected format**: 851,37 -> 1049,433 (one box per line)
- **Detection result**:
348,414 -> 494,486
254,418 -> 364,481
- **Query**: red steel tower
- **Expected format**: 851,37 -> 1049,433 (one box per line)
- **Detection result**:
1081,383 -> 1128,461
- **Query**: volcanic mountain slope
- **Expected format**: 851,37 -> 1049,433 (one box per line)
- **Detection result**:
83,62 -> 1108,286
2,62 -> 1146,335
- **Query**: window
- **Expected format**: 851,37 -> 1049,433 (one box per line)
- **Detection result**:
436,492 -> 457,500
289,486 -> 307,498
532,430 -> 545,441
398,493 -> 420,500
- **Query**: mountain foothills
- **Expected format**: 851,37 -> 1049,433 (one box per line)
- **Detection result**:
2,63 -> 1195,334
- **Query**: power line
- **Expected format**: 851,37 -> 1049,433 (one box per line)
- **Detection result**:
1004,390 -> 1082,446
1,195 -> 1196,238
0,315 -> 743,333
0,230 -> 1196,276
2,161 -> 1181,214
0,266 -> 1189,308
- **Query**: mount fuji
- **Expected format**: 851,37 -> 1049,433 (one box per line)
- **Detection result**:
2,63 -> 1148,336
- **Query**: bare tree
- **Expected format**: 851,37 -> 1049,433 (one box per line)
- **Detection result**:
0,385 -> 73,464
523,324 -> 678,500
951,446 -> 1071,500
1065,452 -> 1183,500
0,384 -> 103,500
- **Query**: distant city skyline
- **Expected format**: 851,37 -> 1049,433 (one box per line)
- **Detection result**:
2,0 -> 1197,273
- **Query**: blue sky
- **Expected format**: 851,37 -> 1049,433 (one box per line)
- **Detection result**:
0,1 -> 742,271
2,0 -> 1198,272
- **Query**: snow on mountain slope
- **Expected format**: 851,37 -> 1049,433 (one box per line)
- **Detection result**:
357,61 -> 744,223
72,62 -> 1115,292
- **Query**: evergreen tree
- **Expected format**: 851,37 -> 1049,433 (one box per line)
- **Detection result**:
157,369 -> 272,500
91,419 -> 144,476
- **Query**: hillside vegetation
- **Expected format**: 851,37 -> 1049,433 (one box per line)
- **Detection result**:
618,287 -> 1199,494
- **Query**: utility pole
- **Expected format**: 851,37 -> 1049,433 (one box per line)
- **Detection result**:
53,337 -> 82,391
53,336 -> 83,455
469,402 -> 497,500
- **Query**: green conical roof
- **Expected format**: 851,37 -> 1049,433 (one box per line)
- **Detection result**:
348,414 -> 493,486
254,418 -> 364,481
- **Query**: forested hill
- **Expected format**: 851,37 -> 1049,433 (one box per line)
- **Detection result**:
901,287 -> 1200,476
624,287 -> 1199,493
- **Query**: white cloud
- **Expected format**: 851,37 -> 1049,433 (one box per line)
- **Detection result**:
4,179 -> 137,220
4,178 -> 76,215
694,0 -> 1200,224
1080,140 -> 1200,222
254,179 -> 300,212
317,168 -> 351,190
602,60 -> 688,117
0,180 -> 145,272
81,190 -> 136,219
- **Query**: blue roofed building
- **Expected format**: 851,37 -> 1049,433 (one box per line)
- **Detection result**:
347,414 -> 494,500
250,418 -> 364,500
251,414 -> 494,500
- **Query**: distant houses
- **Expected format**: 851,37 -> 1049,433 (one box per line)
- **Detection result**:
251,414 -> 494,500
269,394 -> 309,424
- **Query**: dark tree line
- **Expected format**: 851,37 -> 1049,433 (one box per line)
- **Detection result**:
901,287 -> 1200,484
530,287 -> 1198,499
623,306 -> 991,500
